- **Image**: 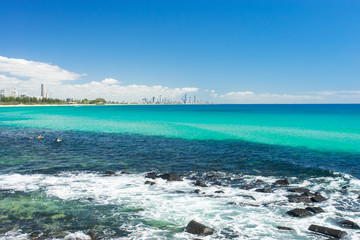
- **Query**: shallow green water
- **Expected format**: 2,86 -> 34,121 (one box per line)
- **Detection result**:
1,104 -> 360,153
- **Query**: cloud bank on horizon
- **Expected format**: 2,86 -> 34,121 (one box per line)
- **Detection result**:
0,56 -> 359,103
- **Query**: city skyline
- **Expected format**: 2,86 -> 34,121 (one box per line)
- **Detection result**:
0,1 -> 359,103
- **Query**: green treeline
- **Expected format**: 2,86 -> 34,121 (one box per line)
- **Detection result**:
0,96 -> 108,105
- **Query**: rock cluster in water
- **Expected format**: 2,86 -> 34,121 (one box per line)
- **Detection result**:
141,172 -> 358,239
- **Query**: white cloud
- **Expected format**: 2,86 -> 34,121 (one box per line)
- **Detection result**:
0,56 -> 84,82
216,90 -> 360,103
102,78 -> 119,85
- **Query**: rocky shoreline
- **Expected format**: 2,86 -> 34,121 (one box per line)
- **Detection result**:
0,170 -> 359,240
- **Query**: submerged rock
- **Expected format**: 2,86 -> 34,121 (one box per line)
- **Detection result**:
104,170 -> 116,176
276,226 -> 294,231
194,180 -> 208,187
305,207 -> 324,214
194,189 -> 201,194
215,190 -> 224,194
338,219 -> 360,229
238,194 -> 256,200
287,195 -> 311,203
255,188 -> 273,193
185,220 -> 214,236
308,224 -> 347,238
274,179 -> 290,185
145,172 -> 158,179
311,192 -> 327,202
159,172 -> 182,181
144,181 -> 155,185
287,188 -> 310,194
87,231 -> 99,240
286,208 -> 313,218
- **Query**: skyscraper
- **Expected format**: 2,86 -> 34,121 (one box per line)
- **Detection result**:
0,89 -> 5,98
41,84 -> 47,98
10,87 -> 17,97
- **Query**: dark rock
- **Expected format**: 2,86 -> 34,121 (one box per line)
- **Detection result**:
205,174 -> 218,179
301,191 -> 315,197
30,230 -> 42,239
287,188 -> 310,194
341,185 -> 350,189
238,194 -> 256,200
244,184 -> 256,190
212,181 -> 223,186
194,189 -> 201,194
232,178 -> 244,181
255,179 -> 264,183
145,181 -> 155,186
104,171 -> 116,176
277,226 -> 294,231
286,208 -> 313,218
305,207 -> 324,214
358,195 -> 360,199
185,220 -> 214,236
274,179 -> 290,185
338,219 -> 360,229
159,172 -> 182,181
145,172 -> 158,179
255,188 -> 273,193
287,195 -> 311,203
87,231 -> 99,240
175,190 -> 186,193
311,192 -> 327,202
308,224 -> 347,238
194,180 -> 208,187
215,190 -> 224,194
121,171 -> 130,174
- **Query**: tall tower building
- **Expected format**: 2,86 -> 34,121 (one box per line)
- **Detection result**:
0,89 -> 5,98
10,87 -> 17,97
41,84 -> 47,98
184,93 -> 187,104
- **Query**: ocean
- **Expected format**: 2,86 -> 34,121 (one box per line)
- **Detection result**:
0,104 -> 359,239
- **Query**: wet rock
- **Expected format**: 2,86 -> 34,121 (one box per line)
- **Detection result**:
232,178 -> 244,181
194,189 -> 201,194
287,195 -> 311,203
145,172 -> 158,179
305,207 -> 324,214
311,192 -> 327,202
87,231 -> 99,240
274,179 -> 290,185
308,224 -> 347,238
287,188 -> 310,194
175,190 -> 186,193
185,220 -> 214,236
215,190 -> 224,194
212,181 -> 223,186
238,194 -> 256,200
144,181 -> 155,185
358,195 -> 360,199
244,184 -> 256,190
30,230 -> 42,239
255,179 -> 264,183
341,185 -> 350,189
205,174 -> 218,179
276,226 -> 294,231
301,191 -> 315,197
286,208 -> 313,218
120,171 -> 130,174
159,172 -> 182,181
338,219 -> 360,229
194,180 -> 208,187
104,171 -> 116,176
255,188 -> 273,193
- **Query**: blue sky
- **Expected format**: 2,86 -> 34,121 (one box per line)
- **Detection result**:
0,0 -> 359,103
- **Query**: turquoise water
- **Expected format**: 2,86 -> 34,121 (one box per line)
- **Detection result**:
0,104 -> 359,240
1,104 -> 360,153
